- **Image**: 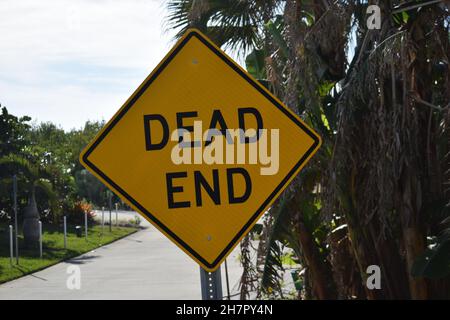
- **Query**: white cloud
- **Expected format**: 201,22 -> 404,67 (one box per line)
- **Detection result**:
0,0 -> 176,130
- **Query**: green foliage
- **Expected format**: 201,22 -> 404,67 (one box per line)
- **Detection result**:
0,106 -> 32,217
166,0 -> 283,54
0,105 -> 31,157
0,105 -> 109,223
0,154 -> 57,223
261,197 -> 302,296
64,200 -> 95,225
260,203 -> 287,295
245,49 -> 266,80
264,16 -> 288,58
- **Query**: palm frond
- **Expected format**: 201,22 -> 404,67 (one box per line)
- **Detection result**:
165,0 -> 282,54
260,196 -> 300,295
0,154 -> 38,180
34,179 -> 57,201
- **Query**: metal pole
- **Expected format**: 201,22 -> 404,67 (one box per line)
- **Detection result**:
9,225 -> 13,265
63,216 -> 67,249
38,221 -> 42,258
13,175 -> 19,264
200,266 -> 223,300
115,203 -> 118,226
224,259 -> 231,300
84,211 -> 88,240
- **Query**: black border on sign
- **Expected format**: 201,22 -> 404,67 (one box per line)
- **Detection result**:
82,30 -> 320,270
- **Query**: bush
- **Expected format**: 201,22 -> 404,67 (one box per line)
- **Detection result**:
65,200 -> 95,225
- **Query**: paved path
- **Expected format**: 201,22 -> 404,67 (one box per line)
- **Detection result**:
0,223 -> 243,300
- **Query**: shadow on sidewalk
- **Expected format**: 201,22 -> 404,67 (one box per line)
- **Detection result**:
68,254 -> 100,265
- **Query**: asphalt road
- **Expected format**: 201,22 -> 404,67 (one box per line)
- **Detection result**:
0,219 -> 243,300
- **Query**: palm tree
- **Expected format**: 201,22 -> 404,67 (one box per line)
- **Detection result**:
166,0 -> 281,54
165,0 -> 450,299
0,155 -> 56,246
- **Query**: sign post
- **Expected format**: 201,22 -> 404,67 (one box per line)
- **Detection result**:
79,29 -> 321,297
224,259 -> 231,300
200,266 -> 223,300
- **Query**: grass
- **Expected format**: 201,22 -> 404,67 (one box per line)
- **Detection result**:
0,222 -> 137,284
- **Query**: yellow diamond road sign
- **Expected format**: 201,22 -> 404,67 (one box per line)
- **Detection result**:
80,29 -> 321,271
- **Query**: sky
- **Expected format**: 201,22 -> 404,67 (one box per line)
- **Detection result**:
0,0 -> 182,131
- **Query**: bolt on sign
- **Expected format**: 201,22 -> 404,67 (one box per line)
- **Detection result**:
80,29 -> 321,271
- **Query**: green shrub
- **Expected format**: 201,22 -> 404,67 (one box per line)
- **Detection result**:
65,200 -> 95,225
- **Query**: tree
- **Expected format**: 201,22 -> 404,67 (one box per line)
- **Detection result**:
67,120 -> 108,207
29,122 -> 77,222
165,0 -> 450,299
0,105 -> 31,158
0,155 -> 56,246
0,105 -> 32,221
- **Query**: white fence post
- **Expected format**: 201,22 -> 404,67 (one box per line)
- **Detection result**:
63,216 -> 67,249
13,175 -> 19,264
115,203 -> 118,226
9,225 -> 13,265
101,207 -> 105,233
39,221 -> 43,259
84,211 -> 88,240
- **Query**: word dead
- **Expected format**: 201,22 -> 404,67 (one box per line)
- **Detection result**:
143,108 -> 279,174
143,108 -> 280,209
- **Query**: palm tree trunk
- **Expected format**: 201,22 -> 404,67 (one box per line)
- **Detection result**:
290,198 -> 336,299
398,167 -> 428,299
403,227 -> 428,299
23,185 -> 41,246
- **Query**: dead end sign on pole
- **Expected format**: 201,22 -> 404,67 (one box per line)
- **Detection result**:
79,29 -> 321,272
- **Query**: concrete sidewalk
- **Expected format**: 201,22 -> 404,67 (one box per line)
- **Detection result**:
0,225 -> 243,300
